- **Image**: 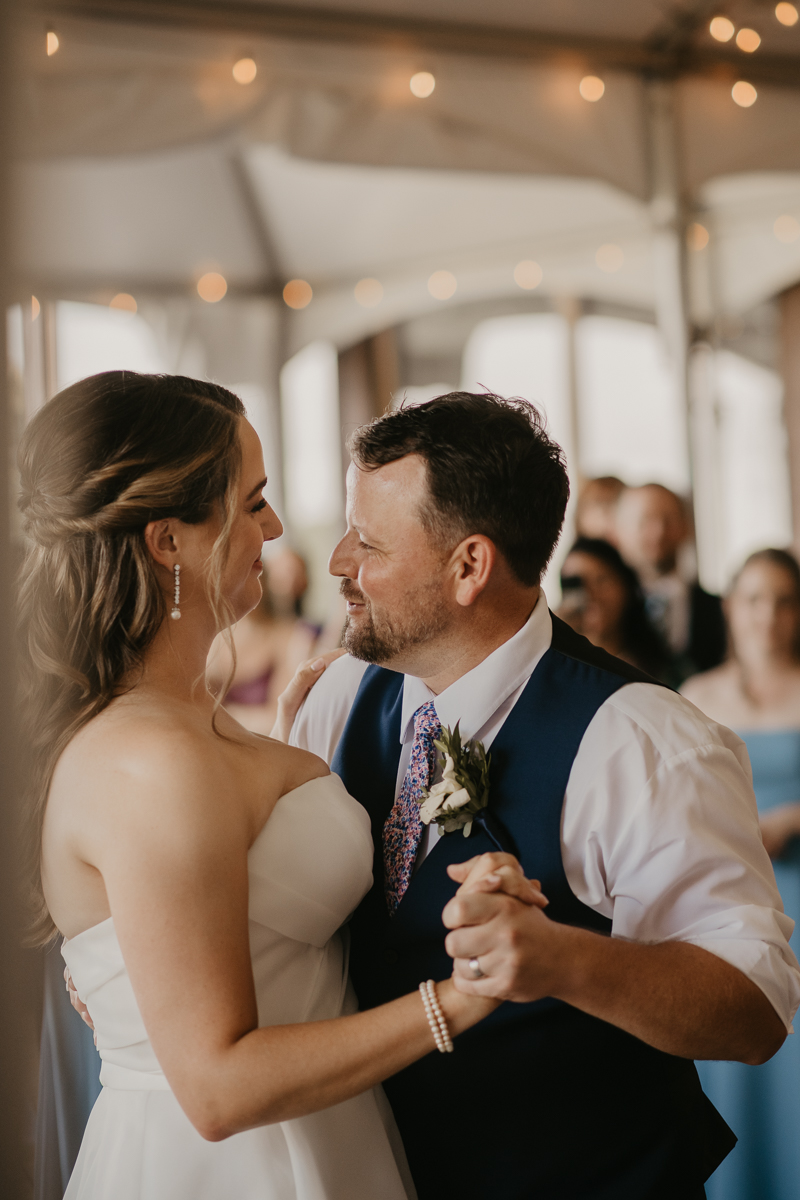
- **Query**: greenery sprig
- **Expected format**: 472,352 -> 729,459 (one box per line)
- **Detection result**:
418,722 -> 491,838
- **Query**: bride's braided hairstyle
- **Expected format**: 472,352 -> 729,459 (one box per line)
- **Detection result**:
17,371 -> 246,943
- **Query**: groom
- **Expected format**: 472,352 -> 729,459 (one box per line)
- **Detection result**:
291,392 -> 800,1199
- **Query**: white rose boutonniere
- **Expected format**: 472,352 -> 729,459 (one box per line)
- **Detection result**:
418,722 -> 491,838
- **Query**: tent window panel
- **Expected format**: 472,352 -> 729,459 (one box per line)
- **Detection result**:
575,315 -> 689,493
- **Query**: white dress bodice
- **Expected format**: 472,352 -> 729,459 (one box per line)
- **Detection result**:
61,774 -> 414,1200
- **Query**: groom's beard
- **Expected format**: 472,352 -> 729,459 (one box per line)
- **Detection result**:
340,579 -> 449,665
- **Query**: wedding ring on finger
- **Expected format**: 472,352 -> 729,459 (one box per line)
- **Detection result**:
468,956 -> 485,980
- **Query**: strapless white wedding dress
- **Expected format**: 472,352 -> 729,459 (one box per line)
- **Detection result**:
61,774 -> 415,1200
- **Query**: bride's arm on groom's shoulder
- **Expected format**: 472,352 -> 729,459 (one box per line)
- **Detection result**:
270,649 -> 346,743
84,723 -> 496,1143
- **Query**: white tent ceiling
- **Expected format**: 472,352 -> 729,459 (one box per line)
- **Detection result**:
14,0 -> 800,351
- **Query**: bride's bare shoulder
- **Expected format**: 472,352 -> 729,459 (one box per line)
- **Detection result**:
52,699 -> 328,813
51,703 -> 223,806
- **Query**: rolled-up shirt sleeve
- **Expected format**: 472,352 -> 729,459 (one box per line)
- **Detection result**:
563,683 -> 800,1032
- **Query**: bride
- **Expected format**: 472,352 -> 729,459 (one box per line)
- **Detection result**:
20,371 -> 505,1199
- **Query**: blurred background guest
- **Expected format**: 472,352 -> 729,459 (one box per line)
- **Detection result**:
557,537 -> 674,681
616,482 -> 726,681
574,475 -> 625,543
207,548 -> 319,735
682,548 -> 800,1200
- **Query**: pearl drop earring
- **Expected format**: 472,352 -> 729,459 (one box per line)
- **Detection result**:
170,564 -> 181,620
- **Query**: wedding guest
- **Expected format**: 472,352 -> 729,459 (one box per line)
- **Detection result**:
616,483 -> 726,679
557,537 -> 674,681
683,548 -> 800,1200
574,475 -> 625,542
207,553 -> 318,736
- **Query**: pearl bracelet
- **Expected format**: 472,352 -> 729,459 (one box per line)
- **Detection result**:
419,980 -> 454,1053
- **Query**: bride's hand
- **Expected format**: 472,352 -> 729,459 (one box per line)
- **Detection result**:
447,852 -> 548,910
64,966 -> 97,1046
270,649 -> 346,743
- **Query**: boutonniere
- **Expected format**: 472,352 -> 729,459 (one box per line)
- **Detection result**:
418,722 -> 491,839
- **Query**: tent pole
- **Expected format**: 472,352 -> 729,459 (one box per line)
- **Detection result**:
1,3 -> 40,1196
647,78 -> 719,589
554,295 -> 583,495
781,286 -> 800,560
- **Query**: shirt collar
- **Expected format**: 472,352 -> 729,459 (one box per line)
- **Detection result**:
400,593 -> 553,744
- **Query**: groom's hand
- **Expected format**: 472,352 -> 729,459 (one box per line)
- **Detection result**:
443,891 -> 787,1065
443,890 -> 562,1003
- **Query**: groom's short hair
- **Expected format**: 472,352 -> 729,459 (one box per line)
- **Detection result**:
349,392 -> 569,585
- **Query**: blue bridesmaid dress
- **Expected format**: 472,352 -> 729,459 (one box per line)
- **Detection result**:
698,729 -> 800,1200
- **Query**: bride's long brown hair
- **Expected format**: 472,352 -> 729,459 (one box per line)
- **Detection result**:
17,371 -> 246,944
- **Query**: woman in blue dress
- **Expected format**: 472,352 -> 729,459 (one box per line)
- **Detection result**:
683,548 -> 800,1200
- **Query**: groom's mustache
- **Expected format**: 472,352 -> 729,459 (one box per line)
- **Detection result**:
340,580 -> 368,606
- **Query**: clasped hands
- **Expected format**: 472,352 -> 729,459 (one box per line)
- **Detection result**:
444,853 -> 566,1003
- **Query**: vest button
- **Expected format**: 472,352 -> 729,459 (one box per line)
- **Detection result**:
383,949 -> 398,965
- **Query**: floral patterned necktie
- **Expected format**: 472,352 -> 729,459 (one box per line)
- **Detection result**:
383,701 -> 442,915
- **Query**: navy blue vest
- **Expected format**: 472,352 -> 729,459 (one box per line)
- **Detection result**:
332,616 -> 735,1200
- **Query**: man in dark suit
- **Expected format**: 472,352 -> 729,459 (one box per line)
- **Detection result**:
616,483 -> 726,678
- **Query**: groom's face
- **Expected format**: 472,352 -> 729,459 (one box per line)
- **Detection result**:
329,454 -> 454,669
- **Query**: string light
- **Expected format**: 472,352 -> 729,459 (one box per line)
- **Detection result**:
736,28 -> 761,51
595,244 -> 624,273
514,261 -> 543,289
232,58 -> 257,84
776,3 -> 799,27
410,72 -> 435,98
774,215 -> 800,243
283,279 -> 313,309
687,223 -> 710,251
109,293 -> 137,312
197,272 -> 228,302
427,270 -> 457,300
31,296 -> 40,320
732,80 -> 758,106
579,75 -> 605,102
354,278 -> 383,307
709,16 -> 735,41
46,31 -> 59,55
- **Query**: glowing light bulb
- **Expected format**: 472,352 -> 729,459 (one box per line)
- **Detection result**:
579,75 -> 605,102
513,260 -> 543,290
710,16 -> 735,41
595,244 -> 624,273
109,293 -> 137,313
776,3 -> 799,27
31,296 -> 40,320
736,27 -> 761,51
197,272 -> 228,303
732,80 -> 758,106
232,58 -> 257,84
409,71 -> 435,98
774,214 -> 800,242
427,270 -> 457,300
687,223 -> 710,251
46,31 -> 59,56
283,279 -> 313,309
354,278 -> 384,308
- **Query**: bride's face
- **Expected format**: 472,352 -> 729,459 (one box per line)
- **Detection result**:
190,419 -> 282,627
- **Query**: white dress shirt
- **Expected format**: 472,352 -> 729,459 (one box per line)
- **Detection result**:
291,597 -> 800,1031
